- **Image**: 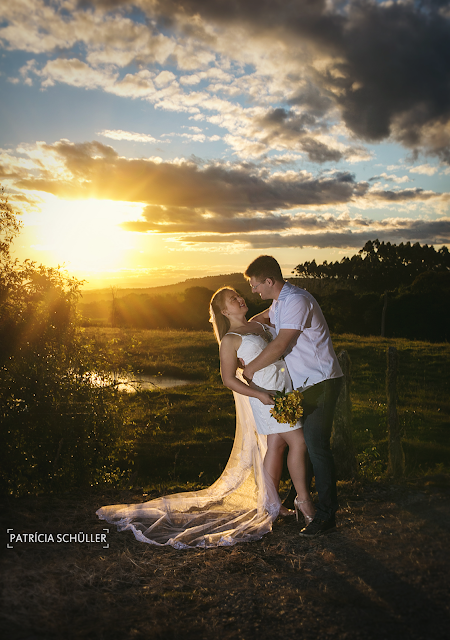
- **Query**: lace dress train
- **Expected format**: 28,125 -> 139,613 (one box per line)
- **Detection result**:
96,385 -> 281,549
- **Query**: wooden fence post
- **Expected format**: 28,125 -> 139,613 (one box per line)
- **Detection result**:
381,291 -> 388,337
331,350 -> 358,479
387,346 -> 405,477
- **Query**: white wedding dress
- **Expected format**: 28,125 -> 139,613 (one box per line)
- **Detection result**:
96,327 -> 294,549
233,326 -> 302,435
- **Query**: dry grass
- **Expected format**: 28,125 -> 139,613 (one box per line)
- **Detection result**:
1,478 -> 450,640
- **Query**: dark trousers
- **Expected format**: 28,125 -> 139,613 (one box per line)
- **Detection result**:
301,377 -> 343,521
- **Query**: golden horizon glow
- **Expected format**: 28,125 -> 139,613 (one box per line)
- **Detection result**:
23,194 -> 145,272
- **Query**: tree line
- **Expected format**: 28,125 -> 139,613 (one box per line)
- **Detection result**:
292,240 -> 450,342
293,239 -> 450,294
107,239 -> 450,342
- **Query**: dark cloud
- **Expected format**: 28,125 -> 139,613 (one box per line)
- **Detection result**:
17,140 -> 368,213
122,209 -> 361,235
333,2 -> 450,162
248,108 -> 347,163
134,0 -> 450,162
122,213 -> 292,234
287,81 -> 334,117
15,139 -> 449,239
181,219 -> 450,248
299,138 -> 343,164
370,188 -> 450,202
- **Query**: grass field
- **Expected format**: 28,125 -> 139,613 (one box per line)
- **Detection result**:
82,328 -> 450,489
1,328 -> 449,640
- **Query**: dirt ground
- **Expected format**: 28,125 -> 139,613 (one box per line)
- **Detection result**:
1,477 -> 449,640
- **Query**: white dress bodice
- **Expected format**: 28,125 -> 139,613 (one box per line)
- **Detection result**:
228,325 -> 301,435
236,332 -> 289,393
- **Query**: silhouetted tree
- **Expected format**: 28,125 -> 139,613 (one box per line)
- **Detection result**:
293,239 -> 450,294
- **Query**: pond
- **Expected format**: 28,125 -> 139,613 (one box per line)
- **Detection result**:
89,372 -> 196,393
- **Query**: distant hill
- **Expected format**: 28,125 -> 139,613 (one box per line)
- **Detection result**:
77,273 -> 262,323
78,273 -> 255,304
77,273 -> 337,324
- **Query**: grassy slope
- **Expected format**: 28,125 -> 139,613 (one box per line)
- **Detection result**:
82,328 -> 450,488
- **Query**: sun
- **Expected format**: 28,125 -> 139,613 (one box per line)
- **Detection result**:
25,195 -> 142,272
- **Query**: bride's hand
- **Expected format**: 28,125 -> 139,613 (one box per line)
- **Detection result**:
258,391 -> 275,405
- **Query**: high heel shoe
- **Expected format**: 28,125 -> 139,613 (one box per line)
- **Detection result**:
294,496 -> 315,525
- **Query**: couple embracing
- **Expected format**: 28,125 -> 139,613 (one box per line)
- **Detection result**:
97,256 -> 343,547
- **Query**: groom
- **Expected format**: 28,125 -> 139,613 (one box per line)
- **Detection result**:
243,255 -> 343,537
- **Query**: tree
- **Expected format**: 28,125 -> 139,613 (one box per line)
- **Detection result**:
293,239 -> 450,294
0,186 -> 21,260
0,187 -> 137,496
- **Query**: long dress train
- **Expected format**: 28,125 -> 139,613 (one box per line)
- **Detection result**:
96,377 -> 281,549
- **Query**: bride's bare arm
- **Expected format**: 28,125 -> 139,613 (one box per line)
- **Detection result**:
219,335 -> 274,405
248,307 -> 272,325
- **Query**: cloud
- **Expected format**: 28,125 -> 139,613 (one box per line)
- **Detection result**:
98,130 -> 160,143
180,219 -> 450,249
4,1 -> 450,163
8,1 -> 448,165
122,209 -> 348,235
14,139 -> 368,210
410,164 -> 439,176
179,68 -> 233,85
162,131 -> 207,143
369,173 -> 410,185
368,188 -> 449,204
0,0 -> 178,65
5,135 -> 449,249
110,70 -> 156,98
154,71 -> 177,88
134,0 -> 450,163
3,1 -> 448,165
37,58 -> 118,89
8,137 -> 448,223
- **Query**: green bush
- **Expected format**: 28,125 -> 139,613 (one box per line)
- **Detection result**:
0,189 -> 140,496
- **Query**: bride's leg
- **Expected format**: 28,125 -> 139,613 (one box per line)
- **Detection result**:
263,433 -> 286,492
281,429 -> 315,521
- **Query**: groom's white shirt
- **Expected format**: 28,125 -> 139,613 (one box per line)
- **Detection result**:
269,282 -> 343,390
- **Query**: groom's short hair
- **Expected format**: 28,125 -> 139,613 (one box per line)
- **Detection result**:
245,255 -> 284,283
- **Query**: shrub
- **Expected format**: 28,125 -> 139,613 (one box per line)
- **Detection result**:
0,189 -> 140,496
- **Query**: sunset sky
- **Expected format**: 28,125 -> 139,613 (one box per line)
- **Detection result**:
1,0 -> 449,289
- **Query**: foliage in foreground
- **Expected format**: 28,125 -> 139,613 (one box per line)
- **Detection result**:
0,189 -> 142,496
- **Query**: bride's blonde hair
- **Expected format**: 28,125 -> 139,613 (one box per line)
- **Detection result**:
209,287 -> 237,343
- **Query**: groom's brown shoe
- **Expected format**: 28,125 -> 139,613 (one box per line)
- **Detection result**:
299,517 -> 336,537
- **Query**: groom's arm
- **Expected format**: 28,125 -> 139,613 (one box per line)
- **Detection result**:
242,328 -> 301,381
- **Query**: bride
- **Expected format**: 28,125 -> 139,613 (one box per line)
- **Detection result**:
96,287 -> 314,548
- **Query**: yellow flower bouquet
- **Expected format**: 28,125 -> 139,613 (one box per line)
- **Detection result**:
270,389 -> 304,428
